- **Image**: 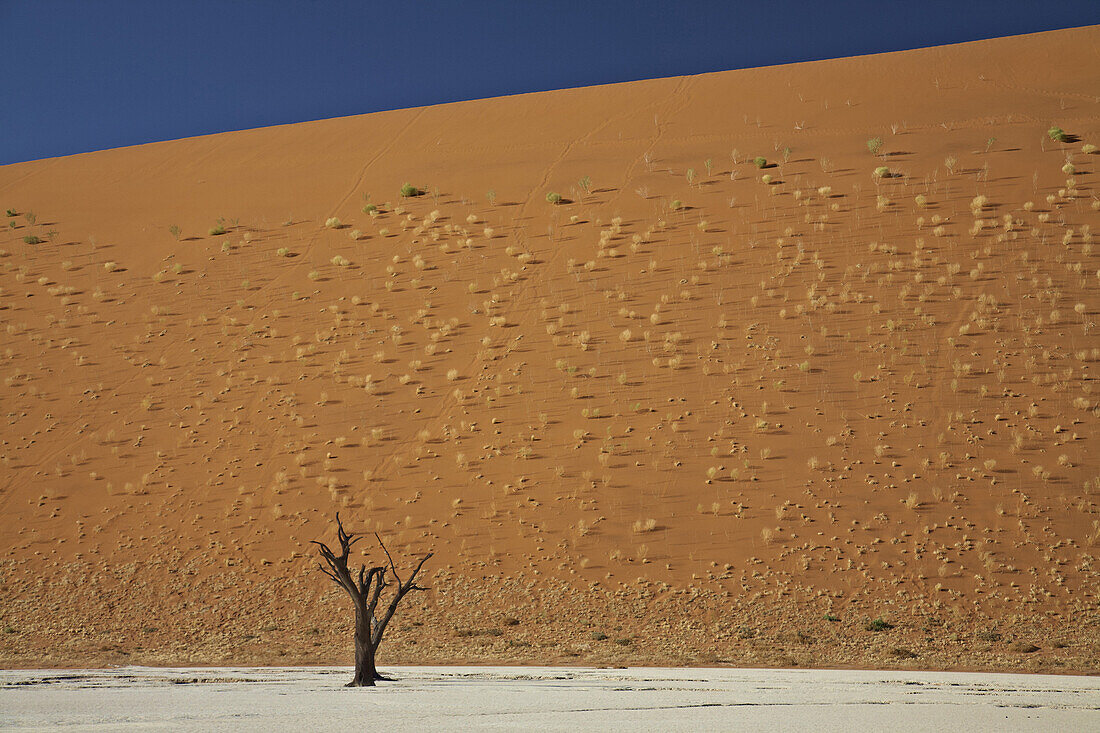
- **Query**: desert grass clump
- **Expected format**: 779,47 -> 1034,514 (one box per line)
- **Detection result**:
1048,126 -> 1068,143
866,137 -> 884,156
753,156 -> 768,169
873,166 -> 890,179
546,192 -> 563,205
400,182 -> 422,197
865,618 -> 894,632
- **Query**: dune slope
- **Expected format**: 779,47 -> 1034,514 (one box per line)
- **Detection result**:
1,26 -> 1099,672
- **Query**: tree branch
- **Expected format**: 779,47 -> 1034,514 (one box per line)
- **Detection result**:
375,532 -> 402,585
371,551 -> 433,646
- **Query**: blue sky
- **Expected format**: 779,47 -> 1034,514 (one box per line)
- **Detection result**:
2,1 -> 1096,164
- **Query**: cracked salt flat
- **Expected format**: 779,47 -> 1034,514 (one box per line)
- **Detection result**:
1,666 -> 1098,731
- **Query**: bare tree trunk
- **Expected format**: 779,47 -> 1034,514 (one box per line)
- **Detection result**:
348,604 -> 376,687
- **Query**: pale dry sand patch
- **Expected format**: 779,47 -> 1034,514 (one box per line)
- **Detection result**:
2,666 -> 1099,732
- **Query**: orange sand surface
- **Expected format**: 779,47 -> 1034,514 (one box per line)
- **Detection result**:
1,26 -> 1098,672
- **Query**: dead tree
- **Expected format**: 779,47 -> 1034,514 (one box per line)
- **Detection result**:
312,513 -> 432,687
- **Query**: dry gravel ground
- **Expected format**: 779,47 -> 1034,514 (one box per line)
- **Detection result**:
1,666 -> 1098,731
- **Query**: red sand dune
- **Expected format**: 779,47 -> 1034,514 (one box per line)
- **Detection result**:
1,26 -> 1098,672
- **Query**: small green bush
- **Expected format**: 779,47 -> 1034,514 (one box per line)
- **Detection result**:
545,192 -> 562,204
1048,126 -> 1068,143
1083,143 -> 1098,155
362,204 -> 378,214
276,247 -> 290,257
209,225 -> 227,236
753,156 -> 767,169
867,137 -> 884,156
5,208 -> 16,217
670,199 -> 683,210
865,618 -> 894,632
400,182 -> 421,197
23,235 -> 42,245
873,166 -> 890,178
